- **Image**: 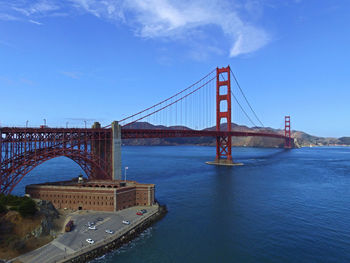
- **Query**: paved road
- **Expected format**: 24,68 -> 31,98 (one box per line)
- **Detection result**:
13,205 -> 158,263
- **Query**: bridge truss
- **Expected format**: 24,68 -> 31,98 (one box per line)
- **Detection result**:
0,127 -> 112,194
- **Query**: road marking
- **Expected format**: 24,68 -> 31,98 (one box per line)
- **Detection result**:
52,240 -> 76,254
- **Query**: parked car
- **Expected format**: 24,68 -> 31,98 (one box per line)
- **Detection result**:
105,229 -> 114,234
122,220 -> 130,225
86,238 -> 94,244
65,220 -> 74,232
96,217 -> 103,221
87,222 -> 95,227
141,209 -> 147,213
136,211 -> 143,215
88,225 -> 97,230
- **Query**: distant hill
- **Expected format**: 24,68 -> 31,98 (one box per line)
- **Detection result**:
122,122 -> 349,148
338,137 -> 350,145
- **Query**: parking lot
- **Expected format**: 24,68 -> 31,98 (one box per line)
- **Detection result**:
13,205 -> 158,263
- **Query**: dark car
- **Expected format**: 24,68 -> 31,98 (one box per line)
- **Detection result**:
96,217 -> 103,221
141,209 -> 147,213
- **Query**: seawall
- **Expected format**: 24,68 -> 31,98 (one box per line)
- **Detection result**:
58,204 -> 167,263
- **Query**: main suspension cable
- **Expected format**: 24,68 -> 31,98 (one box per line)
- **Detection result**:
102,68 -> 216,128
219,74 -> 257,127
123,75 -> 216,127
230,68 -> 264,127
231,91 -> 257,127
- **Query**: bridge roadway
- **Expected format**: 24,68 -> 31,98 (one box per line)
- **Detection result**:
0,127 -> 287,140
121,128 -> 287,140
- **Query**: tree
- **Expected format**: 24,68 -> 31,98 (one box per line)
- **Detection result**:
18,199 -> 37,217
0,202 -> 6,214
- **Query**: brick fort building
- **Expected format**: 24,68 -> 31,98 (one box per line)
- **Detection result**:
26,178 -> 155,212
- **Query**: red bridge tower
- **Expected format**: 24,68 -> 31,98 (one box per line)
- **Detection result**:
284,116 -> 292,148
214,66 -> 237,165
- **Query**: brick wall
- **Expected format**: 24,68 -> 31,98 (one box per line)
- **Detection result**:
26,180 -> 155,212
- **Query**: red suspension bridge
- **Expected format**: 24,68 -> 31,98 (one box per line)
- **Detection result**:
0,66 -> 292,194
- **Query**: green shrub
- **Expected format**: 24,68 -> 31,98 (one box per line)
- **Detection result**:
6,195 -> 22,206
18,199 -> 37,217
0,193 -> 6,203
0,202 -> 6,213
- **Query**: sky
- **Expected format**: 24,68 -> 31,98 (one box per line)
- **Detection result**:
0,0 -> 349,137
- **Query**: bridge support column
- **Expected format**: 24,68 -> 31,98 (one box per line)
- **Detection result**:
284,116 -> 292,149
207,66 -> 242,166
112,121 -> 122,180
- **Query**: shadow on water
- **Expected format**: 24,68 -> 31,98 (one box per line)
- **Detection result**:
238,148 -> 289,160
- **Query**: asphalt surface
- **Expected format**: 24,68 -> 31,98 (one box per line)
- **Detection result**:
13,205 -> 158,263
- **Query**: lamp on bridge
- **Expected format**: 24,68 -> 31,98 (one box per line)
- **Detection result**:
124,167 -> 128,181
124,166 -> 129,181
78,174 -> 84,184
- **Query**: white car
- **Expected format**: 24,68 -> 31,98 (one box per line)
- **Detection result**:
86,238 -> 94,244
88,225 -> 96,230
122,220 -> 130,225
105,229 -> 114,234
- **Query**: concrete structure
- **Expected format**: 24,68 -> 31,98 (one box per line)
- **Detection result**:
111,121 -> 122,180
26,179 -> 155,212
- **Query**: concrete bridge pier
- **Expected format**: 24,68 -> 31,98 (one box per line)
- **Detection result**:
91,121 -> 122,180
111,121 -> 122,180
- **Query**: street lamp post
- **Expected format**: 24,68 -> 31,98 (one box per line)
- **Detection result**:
124,167 -> 128,181
26,120 -> 29,128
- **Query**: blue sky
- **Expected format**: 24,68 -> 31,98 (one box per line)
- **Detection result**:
0,0 -> 349,137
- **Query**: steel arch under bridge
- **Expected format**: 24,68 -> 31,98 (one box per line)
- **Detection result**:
0,124 -> 121,195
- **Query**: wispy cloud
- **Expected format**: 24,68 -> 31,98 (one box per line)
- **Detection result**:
0,75 -> 35,86
29,19 -> 42,25
0,0 -> 273,57
61,71 -> 81,79
12,1 -> 59,16
0,40 -> 14,48
69,0 -> 271,57
0,13 -> 20,21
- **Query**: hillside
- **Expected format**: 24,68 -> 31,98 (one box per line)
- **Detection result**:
0,196 -> 62,261
122,122 -> 349,148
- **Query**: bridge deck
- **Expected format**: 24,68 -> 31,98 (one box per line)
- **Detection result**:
0,127 -> 287,140
121,129 -> 287,140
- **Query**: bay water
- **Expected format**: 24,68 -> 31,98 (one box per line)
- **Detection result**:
13,146 -> 350,263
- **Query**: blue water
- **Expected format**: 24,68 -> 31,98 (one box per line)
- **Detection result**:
14,146 -> 350,263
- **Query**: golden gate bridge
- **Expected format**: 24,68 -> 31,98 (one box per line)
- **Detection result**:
0,66 -> 292,194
